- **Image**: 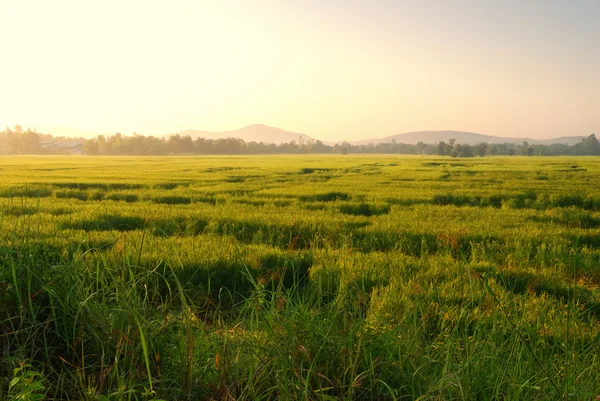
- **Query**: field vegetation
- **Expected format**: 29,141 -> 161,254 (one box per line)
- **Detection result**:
1,155 -> 600,400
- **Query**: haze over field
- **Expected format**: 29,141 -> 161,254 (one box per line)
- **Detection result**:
348,130 -> 587,146
173,124 -> 315,145
172,125 -> 587,146
1,1 -> 599,141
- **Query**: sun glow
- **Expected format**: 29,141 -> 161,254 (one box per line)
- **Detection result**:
1,1 -> 598,141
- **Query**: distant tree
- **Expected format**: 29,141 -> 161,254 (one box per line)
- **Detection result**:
340,140 -> 350,155
461,144 -> 474,157
97,135 -> 107,154
495,143 -> 508,155
312,140 -> 331,153
194,137 -> 211,154
167,134 -> 184,153
180,135 -> 194,153
436,141 -> 448,155
450,143 -> 474,157
336,141 -> 349,155
475,142 -> 488,157
288,139 -> 298,152
6,127 -> 40,154
126,133 -> 140,155
111,133 -> 124,154
582,134 -> 600,155
304,139 -> 314,152
146,136 -> 167,155
84,139 -> 99,155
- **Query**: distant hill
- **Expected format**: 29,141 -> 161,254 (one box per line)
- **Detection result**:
171,124 -> 314,144
349,130 -> 586,146
169,125 -> 586,146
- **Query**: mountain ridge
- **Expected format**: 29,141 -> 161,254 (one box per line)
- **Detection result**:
171,124 -> 315,144
348,130 -> 586,146
169,124 -> 588,146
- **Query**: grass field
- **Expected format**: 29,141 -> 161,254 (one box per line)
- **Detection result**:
1,155 -> 600,400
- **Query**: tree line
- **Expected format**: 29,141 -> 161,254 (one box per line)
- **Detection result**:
80,133 -> 600,156
2,125 -> 599,156
0,125 -> 86,154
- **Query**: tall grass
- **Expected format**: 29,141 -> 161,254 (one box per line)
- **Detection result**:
2,155 -> 600,400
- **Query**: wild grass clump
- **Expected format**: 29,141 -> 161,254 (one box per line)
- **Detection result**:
107,183 -> 146,190
433,194 -> 487,207
59,214 -> 146,231
55,189 -> 90,201
153,182 -> 179,190
339,203 -> 390,216
53,182 -> 109,190
0,205 -> 39,216
233,198 -> 266,207
531,210 -> 600,228
149,217 -> 209,236
300,192 -> 350,202
432,191 -> 564,209
302,202 -> 327,211
299,167 -> 334,174
0,187 -> 52,198
105,192 -> 139,202
152,195 -> 192,205
567,233 -> 600,249
53,182 -> 145,190
212,218 -> 320,250
503,191 -> 537,208
553,194 -> 586,209
274,200 -> 292,207
0,242 -> 185,400
195,196 -> 217,205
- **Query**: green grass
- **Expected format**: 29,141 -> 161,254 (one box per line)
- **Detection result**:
1,155 -> 600,400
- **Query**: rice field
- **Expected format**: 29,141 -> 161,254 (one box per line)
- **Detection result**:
2,155 -> 600,400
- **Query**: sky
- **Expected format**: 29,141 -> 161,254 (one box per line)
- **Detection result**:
1,0 -> 598,141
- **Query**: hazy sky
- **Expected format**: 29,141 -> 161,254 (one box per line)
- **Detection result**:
1,0 -> 598,141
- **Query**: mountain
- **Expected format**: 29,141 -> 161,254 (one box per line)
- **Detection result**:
349,130 -> 586,146
169,125 -> 588,146
171,124 -> 314,144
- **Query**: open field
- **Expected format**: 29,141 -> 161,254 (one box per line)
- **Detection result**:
2,155 -> 600,400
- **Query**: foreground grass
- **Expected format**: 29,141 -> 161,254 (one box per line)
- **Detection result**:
1,155 -> 600,400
